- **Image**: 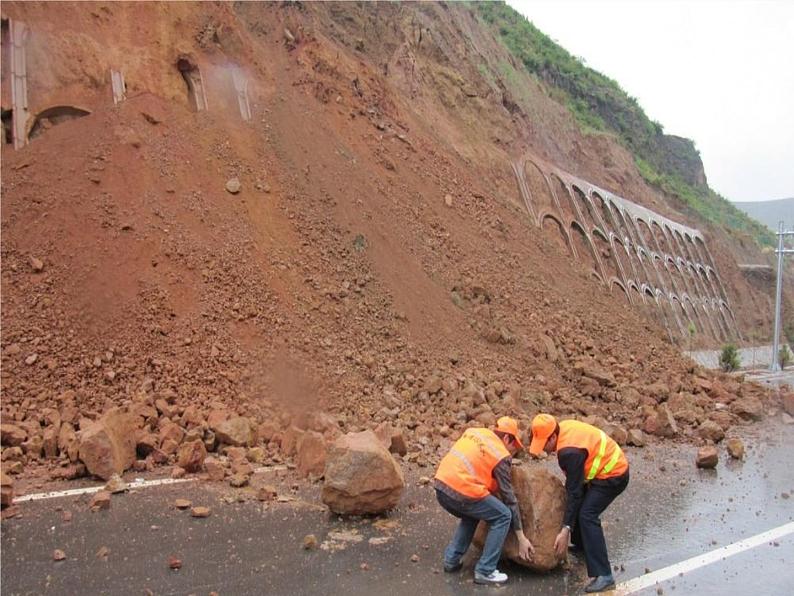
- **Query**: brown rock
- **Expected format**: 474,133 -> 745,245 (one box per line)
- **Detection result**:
176,440 -> 207,473
159,422 -> 185,447
281,426 -> 304,457
645,404 -> 678,438
303,534 -> 318,550
204,457 -> 226,481
246,447 -> 266,464
30,256 -> 45,272
171,466 -> 186,479
473,466 -> 565,571
214,417 -> 254,447
322,430 -> 404,515
626,429 -> 646,447
782,392 -> 794,417
104,474 -> 127,493
696,446 -> 719,469
257,485 -> 277,501
726,437 -> 745,460
1,424 -> 26,447
731,398 -> 764,421
50,463 -> 86,480
174,499 -> 192,509
603,424 -> 628,446
78,409 -> 139,480
191,506 -> 211,518
297,431 -> 327,478
168,555 -> 182,570
53,549 -> 66,561
58,423 -> 79,462
90,491 -> 112,511
1,472 -> 14,508
697,420 -> 725,443
228,473 -> 249,488
42,425 -> 59,459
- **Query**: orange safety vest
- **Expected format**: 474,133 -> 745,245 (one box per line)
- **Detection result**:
557,420 -> 628,481
435,427 -> 511,499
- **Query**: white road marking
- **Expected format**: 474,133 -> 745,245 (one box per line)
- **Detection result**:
15,477 -> 195,502
15,465 -> 287,502
616,521 -> 794,594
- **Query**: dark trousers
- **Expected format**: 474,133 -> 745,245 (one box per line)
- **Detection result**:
571,470 -> 629,578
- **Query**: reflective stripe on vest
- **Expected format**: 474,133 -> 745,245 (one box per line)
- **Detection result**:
558,420 -> 628,481
586,430 -> 624,481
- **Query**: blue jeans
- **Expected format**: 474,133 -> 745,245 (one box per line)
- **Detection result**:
436,489 -> 511,575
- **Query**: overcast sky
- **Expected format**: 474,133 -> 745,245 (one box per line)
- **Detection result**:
508,0 -> 794,203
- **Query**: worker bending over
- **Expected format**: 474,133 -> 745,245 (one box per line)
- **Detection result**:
434,416 -> 535,585
529,414 -> 629,593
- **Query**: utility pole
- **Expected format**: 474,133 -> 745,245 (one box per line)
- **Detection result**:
770,221 -> 794,371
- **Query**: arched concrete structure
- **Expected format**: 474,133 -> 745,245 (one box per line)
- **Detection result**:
511,153 -> 740,343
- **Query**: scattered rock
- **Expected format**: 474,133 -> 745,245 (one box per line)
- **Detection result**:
726,437 -> 745,460
225,178 -> 241,194
322,430 -> 405,515
1,472 -> 14,508
626,428 -> 646,447
214,417 -> 254,447
174,499 -> 192,509
302,534 -> 318,550
696,446 -> 719,469
104,474 -> 127,494
410,553 -> 420,562
177,439 -> 207,473
204,457 -> 225,482
731,398 -> 764,421
1,424 -> 26,447
89,491 -> 112,511
697,420 -> 725,443
53,549 -> 66,561
96,545 -> 110,560
78,409 -> 139,480
29,256 -> 45,272
444,194 -> 453,207
168,555 -> 182,570
296,431 -> 327,478
191,506 -> 211,518
228,473 -> 249,488
257,485 -> 277,501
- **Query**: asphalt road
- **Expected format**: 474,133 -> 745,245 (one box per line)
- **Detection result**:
2,418 -> 793,596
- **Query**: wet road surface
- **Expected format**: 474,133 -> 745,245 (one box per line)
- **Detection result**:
2,419 -> 793,595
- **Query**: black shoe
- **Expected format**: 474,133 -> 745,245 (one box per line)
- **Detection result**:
584,575 -> 615,593
568,544 -> 584,555
443,561 -> 463,573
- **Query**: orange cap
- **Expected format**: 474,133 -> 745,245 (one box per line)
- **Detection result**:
529,413 -> 557,455
495,416 -> 523,449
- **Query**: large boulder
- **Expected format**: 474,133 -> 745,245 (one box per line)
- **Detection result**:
473,465 -> 566,572
731,398 -> 764,421
78,409 -> 139,480
321,430 -> 404,514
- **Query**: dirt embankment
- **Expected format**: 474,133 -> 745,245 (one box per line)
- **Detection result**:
1,2 -> 789,495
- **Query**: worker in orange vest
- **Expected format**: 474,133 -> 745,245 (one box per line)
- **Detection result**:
434,416 -> 535,585
528,414 -> 629,594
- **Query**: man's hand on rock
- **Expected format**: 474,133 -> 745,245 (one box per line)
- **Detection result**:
553,526 -> 570,558
517,533 -> 534,561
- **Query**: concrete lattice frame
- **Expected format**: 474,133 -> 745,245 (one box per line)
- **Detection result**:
512,153 -> 741,343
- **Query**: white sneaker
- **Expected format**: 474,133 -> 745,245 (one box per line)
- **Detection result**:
474,569 -> 508,585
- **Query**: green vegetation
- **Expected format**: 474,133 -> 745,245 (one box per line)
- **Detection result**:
780,345 -> 791,369
472,1 -> 774,247
634,157 -> 776,246
719,343 -> 741,372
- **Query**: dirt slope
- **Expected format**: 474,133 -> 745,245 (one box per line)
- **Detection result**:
0,2 -> 785,487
